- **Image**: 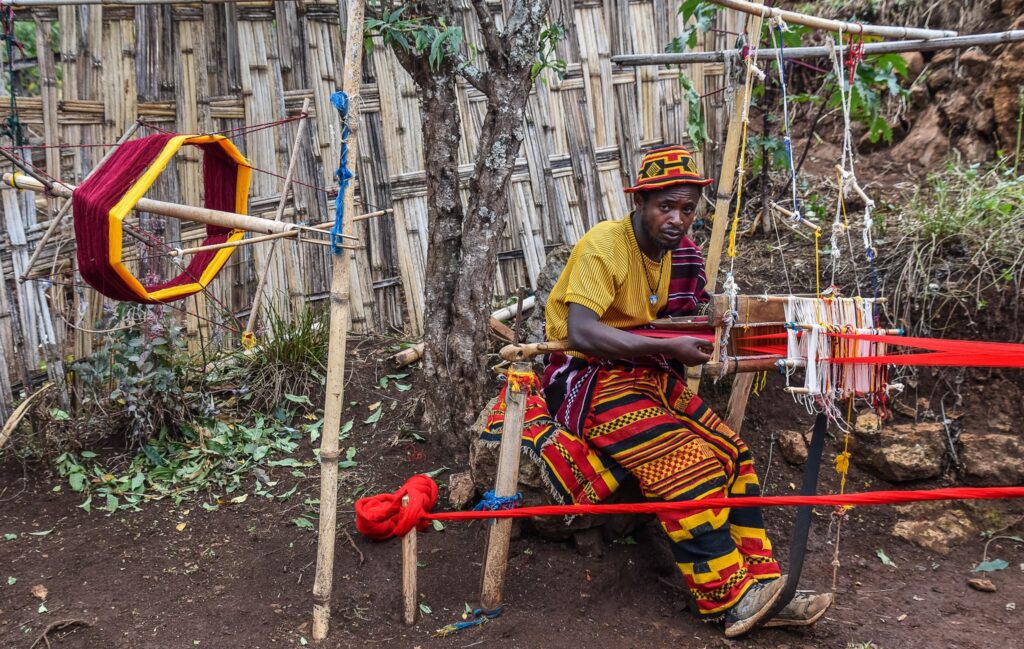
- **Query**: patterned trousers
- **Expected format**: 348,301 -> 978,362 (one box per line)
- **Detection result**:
582,365 -> 781,618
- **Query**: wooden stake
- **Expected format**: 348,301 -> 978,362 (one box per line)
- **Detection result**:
725,373 -> 755,433
401,494 -> 418,626
243,98 -> 311,341
312,0 -> 366,642
706,0 -> 955,39
480,362 -> 528,611
702,1 -> 767,417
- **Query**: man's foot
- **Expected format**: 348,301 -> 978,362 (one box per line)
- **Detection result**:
723,577 -> 786,638
762,590 -> 834,628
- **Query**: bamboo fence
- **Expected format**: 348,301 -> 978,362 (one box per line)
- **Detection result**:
0,0 -> 745,419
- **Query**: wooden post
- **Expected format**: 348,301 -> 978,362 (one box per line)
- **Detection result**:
699,2 -> 767,419
480,362 -> 529,611
401,494 -> 418,626
243,98 -> 311,340
311,0 -> 365,642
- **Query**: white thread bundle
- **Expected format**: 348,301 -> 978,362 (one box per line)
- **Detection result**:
784,296 -> 886,411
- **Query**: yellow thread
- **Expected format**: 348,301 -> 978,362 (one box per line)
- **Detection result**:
814,228 -> 822,298
726,54 -> 758,261
506,368 -> 537,394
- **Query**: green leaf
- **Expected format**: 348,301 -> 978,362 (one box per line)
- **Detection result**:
973,558 -> 1009,572
105,494 -> 119,513
80,451 -> 98,459
68,473 -> 86,493
424,466 -> 449,479
28,529 -> 53,537
7,576 -> 15,585
340,420 -> 354,436
38,602 -> 47,614
267,458 -> 304,468
431,520 -> 445,532
4,533 -> 16,541
876,549 -> 897,568
284,394 -> 312,405
293,517 -> 314,529
79,495 -> 92,513
48,408 -> 70,421
338,447 -> 358,469
394,383 -> 412,392
418,603 -> 432,615
363,408 -> 383,425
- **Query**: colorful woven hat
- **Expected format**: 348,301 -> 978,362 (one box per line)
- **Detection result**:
624,144 -> 712,193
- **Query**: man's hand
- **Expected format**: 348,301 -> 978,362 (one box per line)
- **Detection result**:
663,336 -> 713,366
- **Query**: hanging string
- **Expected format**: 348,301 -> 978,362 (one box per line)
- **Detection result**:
770,19 -> 802,228
329,91 -> 353,256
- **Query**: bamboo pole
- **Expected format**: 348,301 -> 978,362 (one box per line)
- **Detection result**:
613,31 -> 1024,67
243,98 -> 311,341
705,0 -> 955,40
0,0 -> 274,5
312,0 -> 365,642
401,494 -> 418,626
3,173 -> 297,235
20,121 -> 142,280
480,361 -> 529,611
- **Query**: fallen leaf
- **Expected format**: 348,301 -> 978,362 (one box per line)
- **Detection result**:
176,522 -> 187,532
974,559 -> 1009,573
368,401 -> 382,412
897,613 -> 907,622
229,494 -> 248,504
876,549 -> 898,568
6,576 -> 15,586
968,578 -> 997,593
31,584 -> 48,600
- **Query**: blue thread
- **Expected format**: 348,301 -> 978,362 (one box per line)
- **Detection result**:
433,607 -> 505,637
330,91 -> 353,256
774,25 -> 802,224
474,490 -> 523,511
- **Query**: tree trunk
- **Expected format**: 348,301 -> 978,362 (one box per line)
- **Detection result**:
395,0 -> 553,453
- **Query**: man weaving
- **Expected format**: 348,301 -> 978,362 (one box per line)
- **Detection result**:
541,145 -> 832,637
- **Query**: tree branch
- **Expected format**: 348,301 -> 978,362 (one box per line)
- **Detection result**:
455,53 -> 490,94
472,0 -> 503,62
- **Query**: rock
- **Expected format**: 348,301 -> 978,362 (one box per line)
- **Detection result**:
969,106 -> 996,135
851,421 -> 945,482
925,66 -> 954,91
958,49 -> 991,73
890,106 -> 949,168
523,245 -> 571,344
955,134 -> 994,164
968,578 -> 997,593
892,504 -> 977,555
777,430 -> 808,465
573,528 -> 604,558
959,433 -> 1024,485
899,52 -> 925,82
447,471 -> 475,510
931,50 -> 957,67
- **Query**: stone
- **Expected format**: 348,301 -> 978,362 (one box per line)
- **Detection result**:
777,430 -> 808,465
925,66 -> 954,91
899,51 -> 925,82
892,504 -> 977,555
447,471 -> 475,510
955,134 -> 995,164
851,421 -> 946,482
968,578 -> 997,593
959,433 -> 1024,486
958,49 -> 991,73
890,106 -> 949,169
573,528 -> 605,558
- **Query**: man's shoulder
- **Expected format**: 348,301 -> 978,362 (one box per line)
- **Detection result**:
576,218 -> 629,253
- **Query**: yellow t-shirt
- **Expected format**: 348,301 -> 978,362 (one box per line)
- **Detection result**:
546,216 -> 670,342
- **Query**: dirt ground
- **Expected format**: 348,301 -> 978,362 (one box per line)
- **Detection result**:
1,351 -> 1022,649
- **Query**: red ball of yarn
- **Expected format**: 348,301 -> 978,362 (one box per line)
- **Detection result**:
354,474 -> 439,541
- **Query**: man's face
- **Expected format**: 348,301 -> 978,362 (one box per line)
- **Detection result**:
635,184 -> 701,251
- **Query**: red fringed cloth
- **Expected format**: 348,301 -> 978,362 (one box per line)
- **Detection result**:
73,133 -> 251,303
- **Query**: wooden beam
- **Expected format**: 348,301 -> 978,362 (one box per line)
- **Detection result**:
311,0 -> 366,642
480,362 -> 529,611
706,0 -> 955,40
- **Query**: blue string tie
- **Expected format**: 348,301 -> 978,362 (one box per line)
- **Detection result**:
433,606 -> 505,638
474,490 -> 523,512
329,91 -> 353,256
